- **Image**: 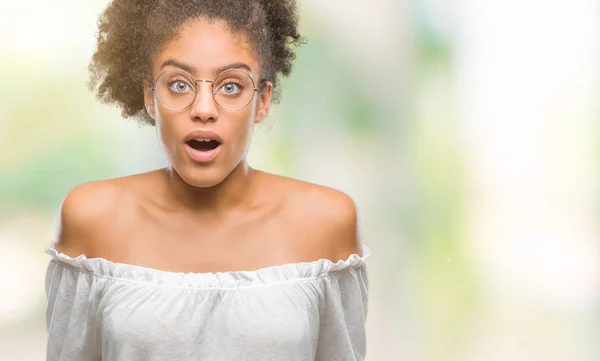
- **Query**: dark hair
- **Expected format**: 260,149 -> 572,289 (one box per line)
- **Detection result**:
88,0 -> 304,126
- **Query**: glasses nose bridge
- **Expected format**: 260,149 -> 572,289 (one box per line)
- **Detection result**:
194,79 -> 214,90
192,78 -> 216,100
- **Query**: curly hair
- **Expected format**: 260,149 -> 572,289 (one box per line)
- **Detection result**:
88,0 -> 304,126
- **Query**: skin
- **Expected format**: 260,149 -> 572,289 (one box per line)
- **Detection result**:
55,18 -> 362,273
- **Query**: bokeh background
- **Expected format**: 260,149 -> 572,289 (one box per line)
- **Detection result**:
1,0 -> 599,360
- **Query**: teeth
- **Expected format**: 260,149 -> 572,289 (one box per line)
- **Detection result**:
194,138 -> 212,142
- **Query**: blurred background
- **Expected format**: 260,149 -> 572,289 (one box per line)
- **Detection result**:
0,0 -> 599,360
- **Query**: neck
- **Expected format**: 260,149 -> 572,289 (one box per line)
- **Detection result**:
161,161 -> 258,218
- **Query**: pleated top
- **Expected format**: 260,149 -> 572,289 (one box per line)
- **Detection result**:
44,241 -> 372,361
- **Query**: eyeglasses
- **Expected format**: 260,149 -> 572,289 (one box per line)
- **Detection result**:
150,69 -> 260,111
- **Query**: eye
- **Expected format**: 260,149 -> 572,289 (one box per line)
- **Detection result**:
218,81 -> 242,95
168,79 -> 193,93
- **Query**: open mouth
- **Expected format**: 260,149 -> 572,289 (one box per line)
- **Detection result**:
186,139 -> 221,152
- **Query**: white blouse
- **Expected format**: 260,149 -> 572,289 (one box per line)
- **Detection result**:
44,241 -> 372,361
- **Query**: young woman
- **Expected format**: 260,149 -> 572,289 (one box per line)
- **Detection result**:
45,0 -> 372,360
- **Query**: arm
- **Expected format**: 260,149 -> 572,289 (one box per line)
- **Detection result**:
46,181 -> 119,360
310,187 -> 370,360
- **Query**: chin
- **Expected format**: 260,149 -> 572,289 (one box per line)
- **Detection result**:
177,163 -> 230,189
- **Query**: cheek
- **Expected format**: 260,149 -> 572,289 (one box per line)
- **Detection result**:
155,116 -> 180,156
229,112 -> 256,152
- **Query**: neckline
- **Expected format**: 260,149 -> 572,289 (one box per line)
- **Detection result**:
45,241 -> 373,289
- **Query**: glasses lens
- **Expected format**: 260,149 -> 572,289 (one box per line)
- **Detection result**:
213,69 -> 256,110
155,70 -> 196,110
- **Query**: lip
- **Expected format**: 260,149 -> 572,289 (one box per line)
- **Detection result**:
183,129 -> 224,163
185,142 -> 222,163
184,129 -> 224,144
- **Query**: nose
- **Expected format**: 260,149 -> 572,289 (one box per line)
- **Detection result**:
189,81 -> 219,122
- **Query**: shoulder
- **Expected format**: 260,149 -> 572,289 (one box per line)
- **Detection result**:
53,176 -> 138,258
305,183 -> 363,260
269,174 -> 363,261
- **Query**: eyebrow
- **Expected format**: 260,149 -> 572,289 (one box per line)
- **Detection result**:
160,59 -> 253,75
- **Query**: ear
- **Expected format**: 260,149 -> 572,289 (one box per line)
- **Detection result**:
143,79 -> 156,121
255,81 -> 273,124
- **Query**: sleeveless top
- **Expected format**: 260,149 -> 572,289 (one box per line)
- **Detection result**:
44,241 -> 372,361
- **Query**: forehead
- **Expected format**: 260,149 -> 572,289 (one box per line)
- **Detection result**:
152,19 -> 259,77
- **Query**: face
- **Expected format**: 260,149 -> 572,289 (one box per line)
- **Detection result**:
143,19 -> 273,188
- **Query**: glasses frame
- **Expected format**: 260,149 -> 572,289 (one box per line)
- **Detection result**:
150,68 -> 261,111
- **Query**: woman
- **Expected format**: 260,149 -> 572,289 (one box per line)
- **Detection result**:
45,0 -> 372,360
